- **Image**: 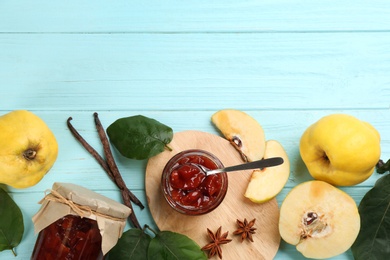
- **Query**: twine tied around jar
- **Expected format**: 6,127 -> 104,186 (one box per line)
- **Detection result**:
43,189 -> 127,222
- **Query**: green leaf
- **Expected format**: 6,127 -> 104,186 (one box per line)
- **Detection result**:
108,228 -> 152,260
148,231 -> 207,260
351,174 -> 390,259
0,188 -> 24,256
107,115 -> 173,160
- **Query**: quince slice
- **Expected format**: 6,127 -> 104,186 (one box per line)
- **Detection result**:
211,109 -> 266,162
244,140 -> 290,203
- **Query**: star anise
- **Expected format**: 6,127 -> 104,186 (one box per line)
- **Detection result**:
201,226 -> 232,259
233,218 -> 256,242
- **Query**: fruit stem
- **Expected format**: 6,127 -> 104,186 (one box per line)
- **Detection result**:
376,159 -> 390,174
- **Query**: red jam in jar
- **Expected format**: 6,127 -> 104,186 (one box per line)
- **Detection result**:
162,149 -> 228,215
31,214 -> 103,260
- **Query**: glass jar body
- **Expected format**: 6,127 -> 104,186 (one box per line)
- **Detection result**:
31,214 -> 103,260
161,149 -> 228,215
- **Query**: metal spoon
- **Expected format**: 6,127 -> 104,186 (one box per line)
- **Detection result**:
196,157 -> 284,176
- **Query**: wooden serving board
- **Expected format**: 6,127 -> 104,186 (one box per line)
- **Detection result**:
145,130 -> 280,260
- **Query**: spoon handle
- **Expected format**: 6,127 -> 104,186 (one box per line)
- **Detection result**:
206,157 -> 284,175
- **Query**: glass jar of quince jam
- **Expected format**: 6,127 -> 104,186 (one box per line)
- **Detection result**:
31,182 -> 131,260
31,214 -> 103,260
161,149 -> 228,215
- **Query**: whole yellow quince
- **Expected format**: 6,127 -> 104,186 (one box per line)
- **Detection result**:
300,114 -> 380,186
0,110 -> 58,188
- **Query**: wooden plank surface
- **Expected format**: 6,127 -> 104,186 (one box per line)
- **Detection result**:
1,33 -> 390,110
1,1 -> 390,32
1,1 -> 390,259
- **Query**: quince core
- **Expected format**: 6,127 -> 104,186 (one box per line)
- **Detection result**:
0,110 -> 58,188
211,109 -> 266,162
279,180 -> 360,259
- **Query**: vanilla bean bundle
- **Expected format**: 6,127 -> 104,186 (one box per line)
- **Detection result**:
67,113 -> 142,229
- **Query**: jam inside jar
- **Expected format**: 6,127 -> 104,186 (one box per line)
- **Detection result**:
31,214 -> 103,260
162,149 -> 228,215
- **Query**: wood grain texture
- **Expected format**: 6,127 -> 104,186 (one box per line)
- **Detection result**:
1,33 -> 390,110
1,1 -> 390,32
146,130 -> 280,260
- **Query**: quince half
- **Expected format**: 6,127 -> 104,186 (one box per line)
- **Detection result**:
244,140 -> 290,203
211,109 -> 266,162
300,114 -> 381,186
0,110 -> 58,188
279,180 -> 360,259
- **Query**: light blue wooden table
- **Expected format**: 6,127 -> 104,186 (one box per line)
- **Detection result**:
1,1 -> 390,259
